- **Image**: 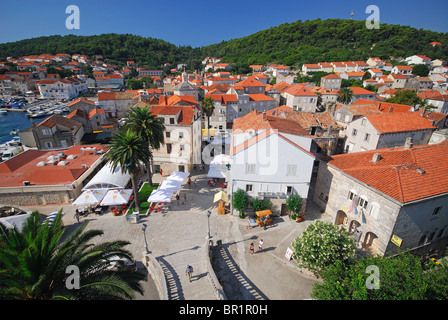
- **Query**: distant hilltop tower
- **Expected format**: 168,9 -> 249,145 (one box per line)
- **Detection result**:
350,9 -> 354,20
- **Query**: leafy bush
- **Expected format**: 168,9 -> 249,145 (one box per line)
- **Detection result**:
251,198 -> 271,212
292,220 -> 356,272
232,189 -> 248,215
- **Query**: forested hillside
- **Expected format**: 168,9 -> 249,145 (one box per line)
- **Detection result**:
0,33 -> 199,68
200,19 -> 448,66
1,19 -> 447,68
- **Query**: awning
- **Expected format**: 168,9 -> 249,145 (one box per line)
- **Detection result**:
207,154 -> 231,179
160,179 -> 183,191
83,162 -> 131,191
256,210 -> 272,217
166,171 -> 190,182
147,189 -> 174,203
100,189 -> 133,206
207,167 -> 226,178
72,189 -> 107,206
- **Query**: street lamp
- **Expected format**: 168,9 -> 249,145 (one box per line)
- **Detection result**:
141,223 -> 149,254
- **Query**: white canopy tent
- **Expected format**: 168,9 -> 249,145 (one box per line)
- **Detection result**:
72,189 -> 107,206
147,189 -> 174,203
160,179 -> 183,191
166,171 -> 190,182
83,162 -> 131,191
100,189 -> 133,206
207,154 -> 231,179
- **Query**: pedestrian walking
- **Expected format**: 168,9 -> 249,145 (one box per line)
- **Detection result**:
193,179 -> 197,188
74,209 -> 80,223
258,239 -> 264,252
188,177 -> 191,188
246,217 -> 251,230
249,242 -> 255,255
186,265 -> 194,282
263,218 -> 268,230
183,193 -> 187,204
160,168 -> 163,176
176,193 -> 180,206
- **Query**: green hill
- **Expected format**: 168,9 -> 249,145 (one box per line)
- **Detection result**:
199,19 -> 448,66
1,19 -> 447,69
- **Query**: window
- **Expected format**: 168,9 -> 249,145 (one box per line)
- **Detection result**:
361,118 -> 367,126
348,190 -> 357,200
166,143 -> 172,154
245,163 -> 256,174
170,118 -> 175,124
369,202 -> 380,219
179,132 -> 184,139
433,206 -> 443,216
42,129 -> 51,135
352,129 -> 358,136
358,196 -> 369,209
364,133 -> 370,141
286,164 -> 297,176
286,186 -> 293,195
166,132 -> 170,138
246,184 -> 253,192
418,233 -> 427,245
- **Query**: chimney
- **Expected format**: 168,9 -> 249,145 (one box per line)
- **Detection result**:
389,105 -> 394,113
404,137 -> 413,149
372,153 -> 381,163
327,125 -> 333,136
261,111 -> 267,121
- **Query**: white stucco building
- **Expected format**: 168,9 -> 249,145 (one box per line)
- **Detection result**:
229,111 -> 315,216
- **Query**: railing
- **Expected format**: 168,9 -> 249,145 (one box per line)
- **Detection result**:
204,239 -> 227,300
142,252 -> 169,300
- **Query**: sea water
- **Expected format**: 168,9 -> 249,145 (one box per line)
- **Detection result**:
0,111 -> 48,143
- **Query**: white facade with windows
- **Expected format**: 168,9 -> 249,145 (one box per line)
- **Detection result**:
229,129 -> 315,215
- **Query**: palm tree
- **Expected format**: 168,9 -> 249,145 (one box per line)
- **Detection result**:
202,96 -> 215,141
124,106 -> 165,186
0,211 -> 145,300
336,87 -> 354,105
105,129 -> 151,212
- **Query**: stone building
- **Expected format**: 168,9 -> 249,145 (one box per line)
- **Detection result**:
313,141 -> 448,257
0,145 -> 108,206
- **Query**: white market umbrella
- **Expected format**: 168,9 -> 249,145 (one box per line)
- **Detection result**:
72,189 -> 107,206
100,189 -> 133,206
166,171 -> 190,182
147,189 -> 174,203
160,179 -> 182,191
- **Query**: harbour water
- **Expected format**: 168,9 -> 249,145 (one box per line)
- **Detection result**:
0,111 -> 49,142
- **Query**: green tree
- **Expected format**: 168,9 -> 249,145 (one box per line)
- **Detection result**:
291,220 -> 356,272
232,189 -> 248,216
336,87 -> 353,105
384,89 -> 424,107
412,64 -> 430,77
252,198 -> 271,212
105,129 -> 152,212
285,194 -> 303,216
0,211 -> 145,300
312,251 -> 448,300
123,106 -> 165,186
202,96 -> 215,141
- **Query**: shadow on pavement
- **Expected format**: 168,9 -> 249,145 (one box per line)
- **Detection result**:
212,244 -> 268,300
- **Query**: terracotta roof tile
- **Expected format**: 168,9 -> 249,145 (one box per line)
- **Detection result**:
327,141 -> 448,203
366,112 -> 435,134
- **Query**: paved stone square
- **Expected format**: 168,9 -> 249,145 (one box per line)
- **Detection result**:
25,169 -> 332,300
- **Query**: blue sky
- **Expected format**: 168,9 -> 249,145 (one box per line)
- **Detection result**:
0,0 -> 447,47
